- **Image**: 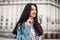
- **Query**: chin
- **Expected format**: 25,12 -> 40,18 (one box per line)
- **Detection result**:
33,15 -> 36,17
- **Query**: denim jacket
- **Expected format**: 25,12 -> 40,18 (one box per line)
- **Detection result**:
17,23 -> 31,40
17,23 -> 42,40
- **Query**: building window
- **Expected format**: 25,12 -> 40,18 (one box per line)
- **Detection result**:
5,23 -> 8,25
55,0 -> 57,1
6,19 -> 8,21
5,26 -> 8,29
55,0 -> 58,3
1,16 -> 3,18
39,17 -> 42,24
1,19 -> 3,21
58,0 -> 60,5
11,23 -> 13,25
0,23 -> 3,25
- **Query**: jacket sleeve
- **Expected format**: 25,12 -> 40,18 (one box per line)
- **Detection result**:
17,24 -> 31,40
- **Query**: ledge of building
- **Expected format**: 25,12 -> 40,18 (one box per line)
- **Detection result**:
0,1 -> 60,8
0,31 -> 16,39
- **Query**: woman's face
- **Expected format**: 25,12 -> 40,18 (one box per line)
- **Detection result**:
29,5 -> 36,18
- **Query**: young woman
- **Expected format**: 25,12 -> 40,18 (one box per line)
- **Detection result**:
12,3 -> 43,40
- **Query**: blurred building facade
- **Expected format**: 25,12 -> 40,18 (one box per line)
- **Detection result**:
0,0 -> 60,39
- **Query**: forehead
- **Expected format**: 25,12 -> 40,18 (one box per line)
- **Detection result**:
31,5 -> 36,9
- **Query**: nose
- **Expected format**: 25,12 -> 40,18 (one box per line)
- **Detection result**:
34,10 -> 36,13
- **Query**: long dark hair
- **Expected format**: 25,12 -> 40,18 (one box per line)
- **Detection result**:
12,3 -> 43,36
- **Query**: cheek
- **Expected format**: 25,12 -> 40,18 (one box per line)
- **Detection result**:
31,13 -> 36,17
30,11 -> 36,17
30,11 -> 33,15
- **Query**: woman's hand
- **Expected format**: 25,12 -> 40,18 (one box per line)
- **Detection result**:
26,17 -> 34,26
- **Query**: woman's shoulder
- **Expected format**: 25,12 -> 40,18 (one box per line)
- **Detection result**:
17,22 -> 25,26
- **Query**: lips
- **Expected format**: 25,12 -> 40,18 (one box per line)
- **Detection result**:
32,13 -> 36,15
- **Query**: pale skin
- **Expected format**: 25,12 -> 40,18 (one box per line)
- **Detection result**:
25,5 -> 36,26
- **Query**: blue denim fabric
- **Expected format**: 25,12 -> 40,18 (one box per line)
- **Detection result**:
17,23 -> 31,40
